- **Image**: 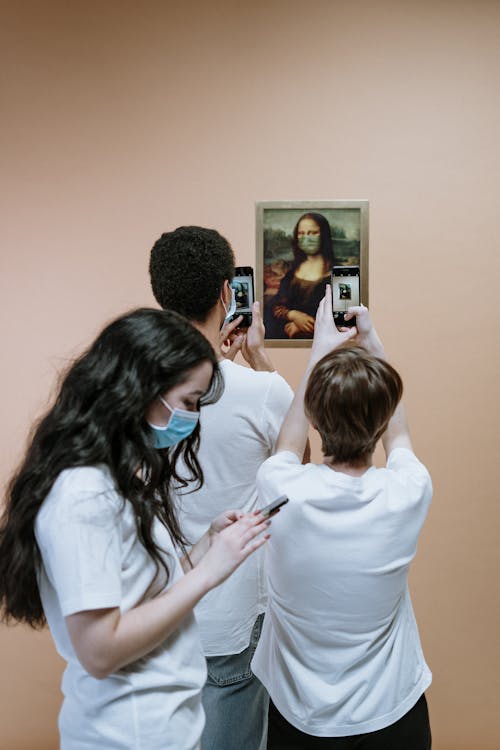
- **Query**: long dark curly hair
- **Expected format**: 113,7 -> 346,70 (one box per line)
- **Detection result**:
0,308 -> 223,628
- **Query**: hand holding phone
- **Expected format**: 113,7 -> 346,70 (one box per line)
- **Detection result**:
259,495 -> 289,518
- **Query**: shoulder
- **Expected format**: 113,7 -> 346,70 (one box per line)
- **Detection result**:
384,448 -> 433,508
37,465 -> 121,527
220,360 -> 293,398
257,454 -> 329,515
386,447 -> 431,481
257,450 -> 308,490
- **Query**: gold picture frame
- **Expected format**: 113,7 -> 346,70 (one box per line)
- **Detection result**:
256,201 -> 369,347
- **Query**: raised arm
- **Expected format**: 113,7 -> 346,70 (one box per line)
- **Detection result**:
275,286 -> 357,458
241,301 -> 275,371
345,305 -> 413,457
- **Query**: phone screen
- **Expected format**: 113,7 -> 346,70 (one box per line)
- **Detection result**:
331,266 -> 360,326
230,267 -> 254,327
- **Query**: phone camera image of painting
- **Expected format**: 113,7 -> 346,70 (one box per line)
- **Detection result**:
256,202 -> 368,346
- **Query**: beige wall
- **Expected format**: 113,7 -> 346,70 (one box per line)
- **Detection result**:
1,1 -> 499,747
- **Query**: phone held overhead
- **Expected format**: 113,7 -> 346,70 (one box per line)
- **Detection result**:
330,265 -> 360,328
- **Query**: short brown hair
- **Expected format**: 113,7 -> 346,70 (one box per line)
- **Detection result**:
304,346 -> 403,465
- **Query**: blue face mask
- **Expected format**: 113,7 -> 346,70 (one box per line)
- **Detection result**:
222,286 -> 237,325
148,397 -> 200,449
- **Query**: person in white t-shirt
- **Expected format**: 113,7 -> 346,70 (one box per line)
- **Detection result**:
252,288 -> 433,749
0,308 -> 271,750
149,226 -> 294,750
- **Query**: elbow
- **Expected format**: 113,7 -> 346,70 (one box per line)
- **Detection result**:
75,647 -> 122,680
80,655 -> 116,680
66,607 -> 123,680
89,664 -> 114,681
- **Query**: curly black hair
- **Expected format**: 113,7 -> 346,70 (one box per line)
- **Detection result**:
149,226 -> 236,322
0,308 -> 223,628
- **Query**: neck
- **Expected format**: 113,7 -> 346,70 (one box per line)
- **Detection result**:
323,456 -> 373,477
190,308 -> 225,361
304,253 -> 326,265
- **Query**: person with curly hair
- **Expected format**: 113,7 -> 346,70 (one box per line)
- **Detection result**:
150,226 -> 294,750
0,308 -> 270,750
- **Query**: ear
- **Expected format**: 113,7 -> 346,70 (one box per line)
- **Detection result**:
221,279 -> 232,306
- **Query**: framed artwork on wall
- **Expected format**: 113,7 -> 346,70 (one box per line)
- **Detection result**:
256,201 -> 369,347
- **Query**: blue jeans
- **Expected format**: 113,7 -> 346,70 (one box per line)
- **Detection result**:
201,614 -> 269,750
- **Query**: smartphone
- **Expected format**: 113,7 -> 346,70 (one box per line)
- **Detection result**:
229,266 -> 254,328
331,265 -> 360,328
259,495 -> 289,518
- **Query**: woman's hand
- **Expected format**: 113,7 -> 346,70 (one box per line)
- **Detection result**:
310,285 -> 357,364
209,509 -> 242,534
284,321 -> 300,338
287,310 -> 316,334
196,513 -> 270,589
182,509 -> 243,572
66,513 -> 269,680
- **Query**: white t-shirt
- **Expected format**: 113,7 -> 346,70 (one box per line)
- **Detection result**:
35,465 -> 206,750
252,448 -> 432,737
176,359 -> 293,656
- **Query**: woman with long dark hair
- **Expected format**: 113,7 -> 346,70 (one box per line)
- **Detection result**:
270,212 -> 334,339
0,307 -> 269,750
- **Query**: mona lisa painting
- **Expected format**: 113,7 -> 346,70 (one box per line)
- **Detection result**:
256,201 -> 369,347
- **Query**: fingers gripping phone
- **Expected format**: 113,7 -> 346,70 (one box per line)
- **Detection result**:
229,267 -> 254,328
331,265 -> 360,328
259,495 -> 289,518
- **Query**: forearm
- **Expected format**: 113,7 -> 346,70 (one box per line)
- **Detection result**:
275,363 -> 314,458
358,329 -> 412,455
66,566 -> 211,679
382,401 -> 413,456
358,328 -> 386,359
243,300 -> 276,371
180,528 -> 212,571
244,348 -> 275,372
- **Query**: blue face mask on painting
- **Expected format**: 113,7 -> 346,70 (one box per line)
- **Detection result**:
148,397 -> 200,449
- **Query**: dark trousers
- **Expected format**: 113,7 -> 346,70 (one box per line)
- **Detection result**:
268,693 -> 431,750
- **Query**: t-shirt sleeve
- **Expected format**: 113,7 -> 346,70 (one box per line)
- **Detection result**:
261,373 -> 294,452
36,474 -> 123,617
257,450 -> 303,504
386,447 -> 433,513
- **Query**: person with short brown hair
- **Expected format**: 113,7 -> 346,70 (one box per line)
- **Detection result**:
252,288 -> 433,749
304,346 -> 403,467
